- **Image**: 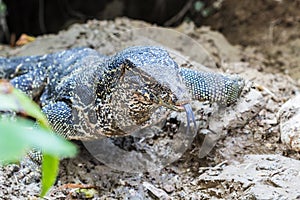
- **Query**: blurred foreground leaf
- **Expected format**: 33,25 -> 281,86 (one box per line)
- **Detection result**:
0,80 -> 48,127
0,119 -> 76,164
0,80 -> 77,196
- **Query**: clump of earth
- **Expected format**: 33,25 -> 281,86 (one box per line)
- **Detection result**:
1,6 -> 300,199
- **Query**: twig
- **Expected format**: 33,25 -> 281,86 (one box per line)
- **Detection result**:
164,0 -> 193,26
38,0 -> 47,33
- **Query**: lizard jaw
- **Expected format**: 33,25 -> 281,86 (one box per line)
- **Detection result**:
158,98 -> 189,112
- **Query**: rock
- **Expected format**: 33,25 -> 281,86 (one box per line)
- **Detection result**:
197,154 -> 300,199
278,94 -> 300,151
196,81 -> 266,158
143,182 -> 171,200
208,81 -> 265,135
163,184 -> 175,193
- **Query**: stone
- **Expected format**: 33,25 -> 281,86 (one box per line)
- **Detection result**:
278,94 -> 300,151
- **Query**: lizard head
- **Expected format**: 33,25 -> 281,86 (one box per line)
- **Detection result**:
100,46 -> 193,136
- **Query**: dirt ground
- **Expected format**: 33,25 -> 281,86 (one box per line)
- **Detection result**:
1,1 -> 300,199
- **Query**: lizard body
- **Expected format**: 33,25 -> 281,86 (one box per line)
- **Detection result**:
0,46 -> 244,139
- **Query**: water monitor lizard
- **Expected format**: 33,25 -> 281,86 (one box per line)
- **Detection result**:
0,46 -> 244,140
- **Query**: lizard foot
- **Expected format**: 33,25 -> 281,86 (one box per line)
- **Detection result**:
15,150 -> 42,184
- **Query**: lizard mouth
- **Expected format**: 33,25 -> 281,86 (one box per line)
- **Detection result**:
158,98 -> 189,112
158,99 -> 197,136
159,101 -> 185,112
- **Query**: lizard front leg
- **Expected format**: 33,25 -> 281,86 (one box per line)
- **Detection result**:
16,101 -> 77,184
41,101 -> 78,139
19,101 -> 76,167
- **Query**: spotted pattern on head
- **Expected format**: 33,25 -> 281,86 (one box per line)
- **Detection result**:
88,46 -> 192,137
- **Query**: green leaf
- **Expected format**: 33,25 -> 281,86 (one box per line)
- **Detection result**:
0,119 -> 77,164
0,121 -> 29,164
41,154 -> 59,197
0,81 -> 77,197
0,82 -> 77,161
13,88 -> 48,127
0,82 -> 49,128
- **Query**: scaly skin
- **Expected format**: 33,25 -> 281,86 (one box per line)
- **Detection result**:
0,46 -> 244,139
